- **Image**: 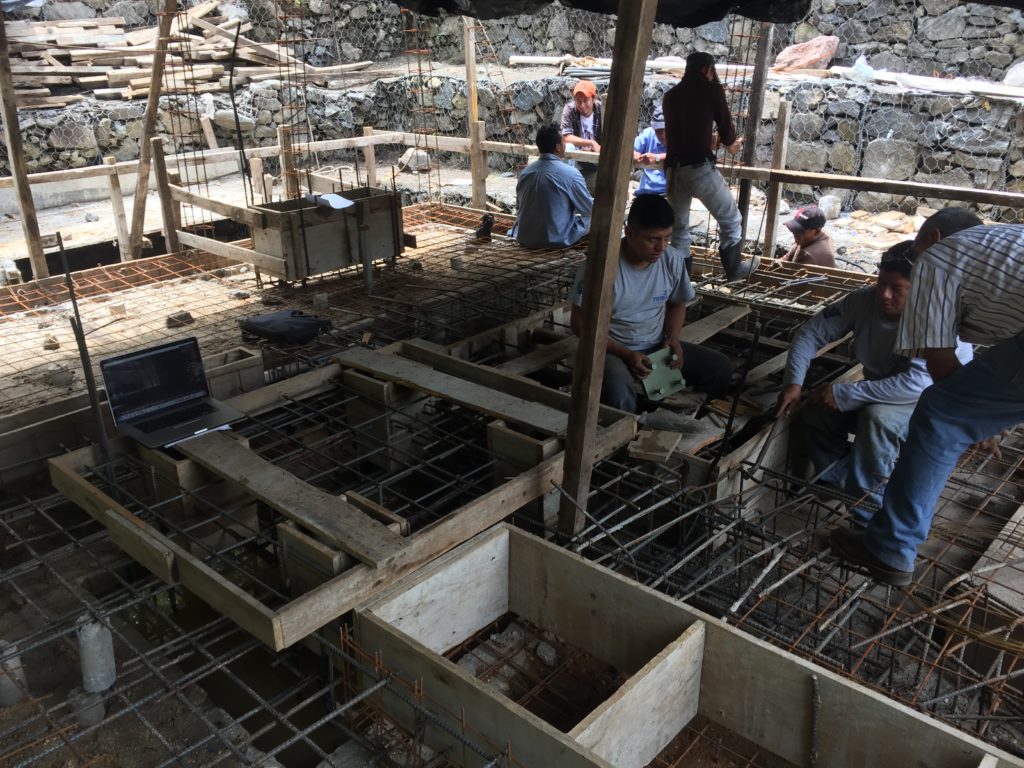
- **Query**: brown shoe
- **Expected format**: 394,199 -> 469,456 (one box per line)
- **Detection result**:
830,528 -> 913,587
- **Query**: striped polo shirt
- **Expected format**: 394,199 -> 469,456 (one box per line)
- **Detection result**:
897,224 -> 1024,355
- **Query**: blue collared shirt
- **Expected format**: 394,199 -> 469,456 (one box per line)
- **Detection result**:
509,154 -> 593,248
633,128 -> 667,196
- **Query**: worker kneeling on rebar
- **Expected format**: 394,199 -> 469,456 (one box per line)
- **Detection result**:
570,194 -> 733,429
774,217 -> 978,526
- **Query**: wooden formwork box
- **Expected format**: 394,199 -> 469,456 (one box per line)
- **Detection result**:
354,525 -> 1023,768
48,348 -> 636,651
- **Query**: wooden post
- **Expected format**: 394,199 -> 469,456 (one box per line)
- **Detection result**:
199,114 -> 218,149
249,156 -> 264,202
104,156 -> 132,262
761,100 -> 791,261
262,173 -> 275,204
150,137 -> 180,254
167,169 -> 183,231
462,17 -> 479,124
558,0 -> 658,536
470,120 -> 487,209
737,21 -> 775,243
278,125 -> 299,199
362,126 -> 377,188
128,0 -> 176,260
0,11 -> 47,279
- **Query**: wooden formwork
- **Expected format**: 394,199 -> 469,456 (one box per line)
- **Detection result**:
48,344 -> 636,651
354,524 -> 1022,768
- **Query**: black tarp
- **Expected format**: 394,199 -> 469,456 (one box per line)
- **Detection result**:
401,0 -> 1024,27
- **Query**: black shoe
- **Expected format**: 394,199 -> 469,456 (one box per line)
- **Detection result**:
830,528 -> 913,587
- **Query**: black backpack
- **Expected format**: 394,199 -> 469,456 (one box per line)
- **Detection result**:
239,310 -> 332,344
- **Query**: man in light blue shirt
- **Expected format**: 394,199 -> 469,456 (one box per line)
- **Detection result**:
776,239 -> 973,527
509,124 -> 593,249
633,106 -> 667,197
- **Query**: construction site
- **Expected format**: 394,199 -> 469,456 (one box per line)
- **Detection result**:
2,0 -> 1024,765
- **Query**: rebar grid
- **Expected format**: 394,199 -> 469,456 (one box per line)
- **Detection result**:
0,203 -> 582,421
571,433 -> 1024,753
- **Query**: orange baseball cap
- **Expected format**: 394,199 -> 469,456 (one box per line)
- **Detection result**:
572,80 -> 597,98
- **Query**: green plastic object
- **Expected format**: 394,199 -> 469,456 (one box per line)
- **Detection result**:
641,346 -> 687,401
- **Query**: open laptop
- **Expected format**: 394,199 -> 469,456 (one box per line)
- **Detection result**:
100,337 -> 244,449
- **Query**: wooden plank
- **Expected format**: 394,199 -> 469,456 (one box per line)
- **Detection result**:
498,335 -> 578,375
169,183 -> 262,227
354,609 -> 608,768
570,621 -> 703,768
334,347 -> 570,437
361,126 -> 377,188
192,17 -> 313,72
559,0 -> 659,535
744,331 -> 851,385
368,528 -> 509,654
176,230 -> 287,274
345,491 -> 409,536
176,431 -> 405,568
401,338 -> 627,427
761,99 -> 791,260
273,416 -> 633,648
679,304 -> 751,343
470,119 -> 487,209
225,363 -> 340,415
278,521 -> 352,577
628,429 -> 683,462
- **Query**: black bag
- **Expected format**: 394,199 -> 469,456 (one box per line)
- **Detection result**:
239,310 -> 331,344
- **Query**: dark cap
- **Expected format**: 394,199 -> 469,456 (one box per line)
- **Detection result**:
686,51 -> 716,71
785,205 -> 827,234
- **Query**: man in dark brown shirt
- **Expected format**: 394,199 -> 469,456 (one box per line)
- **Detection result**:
779,205 -> 836,267
662,51 -> 757,281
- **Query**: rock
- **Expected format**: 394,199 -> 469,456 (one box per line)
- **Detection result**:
85,212 -> 99,222
42,334 -> 60,351
786,142 -> 829,173
229,290 -> 250,299
398,147 -> 430,173
43,1 -> 96,20
772,35 -> 839,71
213,109 -> 254,132
316,741 -> 376,768
817,195 -> 842,220
919,8 -> 967,41
260,295 -> 284,305
166,311 -> 195,328
44,362 -> 75,387
536,641 -> 558,667
1005,59 -> 1024,87
48,120 -> 97,151
788,113 -> 824,141
828,142 -> 857,174
761,90 -> 781,120
862,138 -> 917,180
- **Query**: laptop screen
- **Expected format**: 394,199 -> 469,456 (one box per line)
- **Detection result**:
101,337 -> 210,425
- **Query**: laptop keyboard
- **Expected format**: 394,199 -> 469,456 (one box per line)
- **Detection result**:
135,402 -> 215,433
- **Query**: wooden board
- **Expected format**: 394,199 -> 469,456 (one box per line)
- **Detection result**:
628,429 -> 683,462
334,346 -> 570,437
679,304 -> 751,343
177,431 -> 405,568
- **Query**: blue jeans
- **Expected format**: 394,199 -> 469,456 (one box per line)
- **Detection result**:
865,335 -> 1024,571
796,402 -> 916,525
666,162 -> 743,259
601,342 -> 732,412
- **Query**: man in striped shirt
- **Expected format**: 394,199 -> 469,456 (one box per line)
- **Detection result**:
833,215 -> 1024,586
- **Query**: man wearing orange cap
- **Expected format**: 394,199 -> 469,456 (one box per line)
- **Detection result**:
560,80 -> 602,195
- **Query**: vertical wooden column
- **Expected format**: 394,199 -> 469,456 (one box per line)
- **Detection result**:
558,0 -> 659,536
737,21 -> 775,242
362,126 -> 377,188
470,120 -> 488,209
104,157 -> 132,262
249,156 -> 265,202
761,100 -> 792,261
463,17 -> 479,123
128,0 -> 177,260
279,126 -> 299,199
0,12 -> 47,279
150,137 -> 180,254
199,115 -> 218,149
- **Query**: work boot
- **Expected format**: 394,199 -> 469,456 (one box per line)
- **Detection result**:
830,528 -> 913,587
720,242 -> 759,281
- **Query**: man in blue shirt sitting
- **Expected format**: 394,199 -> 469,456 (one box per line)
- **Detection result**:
509,124 -> 593,249
633,105 -> 667,197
